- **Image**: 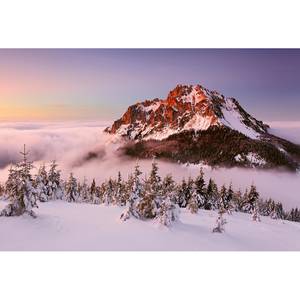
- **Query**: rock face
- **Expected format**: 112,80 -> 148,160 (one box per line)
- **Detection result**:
105,84 -> 300,170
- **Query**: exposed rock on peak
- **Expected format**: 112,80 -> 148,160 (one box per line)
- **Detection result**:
106,84 -> 269,141
105,84 -> 300,170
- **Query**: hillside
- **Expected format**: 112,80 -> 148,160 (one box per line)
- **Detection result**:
1,200 -> 299,250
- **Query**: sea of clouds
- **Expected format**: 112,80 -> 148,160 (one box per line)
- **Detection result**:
0,120 -> 299,209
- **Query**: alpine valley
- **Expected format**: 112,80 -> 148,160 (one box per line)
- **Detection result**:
105,84 -> 300,170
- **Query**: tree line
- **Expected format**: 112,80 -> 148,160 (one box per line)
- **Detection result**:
0,145 -> 299,232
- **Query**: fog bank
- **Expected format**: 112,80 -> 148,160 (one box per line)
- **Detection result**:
0,121 -> 299,209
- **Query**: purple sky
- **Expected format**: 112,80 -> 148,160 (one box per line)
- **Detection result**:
0,49 -> 299,121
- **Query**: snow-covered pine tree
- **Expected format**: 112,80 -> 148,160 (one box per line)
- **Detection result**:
156,193 -> 179,226
252,201 -> 261,222
192,168 -> 206,209
89,179 -> 99,204
161,174 -> 175,192
177,179 -> 188,208
187,196 -> 199,214
120,162 -> 143,221
241,188 -> 249,213
0,145 -> 38,218
35,164 -> 49,202
218,184 -> 233,214
212,207 -> 227,233
206,178 -> 219,210
161,174 -> 177,203
226,183 -> 234,214
48,160 -> 63,200
232,189 -> 243,212
136,160 -> 163,219
247,184 -> 261,221
80,177 -> 89,202
219,185 -> 227,210
65,173 -> 79,202
0,182 -> 4,200
103,178 -> 114,205
137,179 -> 157,219
148,159 -> 162,211
113,172 -> 126,206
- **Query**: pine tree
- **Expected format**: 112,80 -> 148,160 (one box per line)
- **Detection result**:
136,161 -> 163,219
193,168 -> 206,209
65,173 -> 78,202
233,189 -> 243,212
248,184 -> 259,208
0,145 -> 38,218
219,185 -> 227,210
89,179 -> 100,204
187,196 -> 199,214
80,177 -> 89,202
161,174 -> 176,196
226,183 -> 234,214
120,162 -> 143,221
35,164 -> 49,202
113,172 -> 126,206
148,159 -> 162,210
252,201 -> 261,222
206,178 -> 219,210
137,179 -> 156,219
156,194 -> 179,226
212,207 -> 227,233
103,178 -> 114,205
48,160 -> 63,200
177,179 -> 188,208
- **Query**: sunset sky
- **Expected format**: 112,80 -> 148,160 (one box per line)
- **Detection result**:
0,49 -> 300,122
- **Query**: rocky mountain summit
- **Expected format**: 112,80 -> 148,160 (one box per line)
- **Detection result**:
105,84 -> 300,170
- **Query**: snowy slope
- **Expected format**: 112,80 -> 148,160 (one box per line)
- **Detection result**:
1,200 -> 300,251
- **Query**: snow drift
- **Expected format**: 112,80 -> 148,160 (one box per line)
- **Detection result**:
1,200 -> 300,251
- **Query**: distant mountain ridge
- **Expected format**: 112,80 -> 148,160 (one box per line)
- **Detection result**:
105,84 -> 300,170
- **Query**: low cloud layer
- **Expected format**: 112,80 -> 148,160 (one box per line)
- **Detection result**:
0,121 -> 299,209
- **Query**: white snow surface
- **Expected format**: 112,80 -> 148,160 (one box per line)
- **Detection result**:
221,99 -> 259,139
234,152 -> 267,166
1,200 -> 300,251
183,114 -> 214,131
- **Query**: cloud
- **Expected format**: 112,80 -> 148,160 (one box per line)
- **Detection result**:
0,121 -> 299,209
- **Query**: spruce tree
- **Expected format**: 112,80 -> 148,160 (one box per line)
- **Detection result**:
35,164 -> 49,202
48,160 -> 63,200
206,178 -> 219,210
80,177 -> 89,202
65,173 -> 78,202
120,162 -> 143,221
177,179 -> 188,208
212,207 -> 227,233
193,168 -> 206,209
156,193 -> 179,226
0,145 -> 38,218
187,196 -> 199,214
137,161 -> 162,219
103,178 -> 114,205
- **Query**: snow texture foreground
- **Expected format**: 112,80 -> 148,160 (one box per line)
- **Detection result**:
1,200 -> 300,251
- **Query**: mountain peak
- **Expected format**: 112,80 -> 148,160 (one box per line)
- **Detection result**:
105,83 -> 268,141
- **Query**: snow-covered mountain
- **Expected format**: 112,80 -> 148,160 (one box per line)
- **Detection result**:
106,84 -> 300,170
106,84 -> 269,140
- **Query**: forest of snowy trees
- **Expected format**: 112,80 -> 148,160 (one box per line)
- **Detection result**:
1,146 -> 300,232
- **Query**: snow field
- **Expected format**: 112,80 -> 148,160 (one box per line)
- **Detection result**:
1,200 -> 300,251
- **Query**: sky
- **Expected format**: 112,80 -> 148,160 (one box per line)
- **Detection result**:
0,49 -> 300,122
